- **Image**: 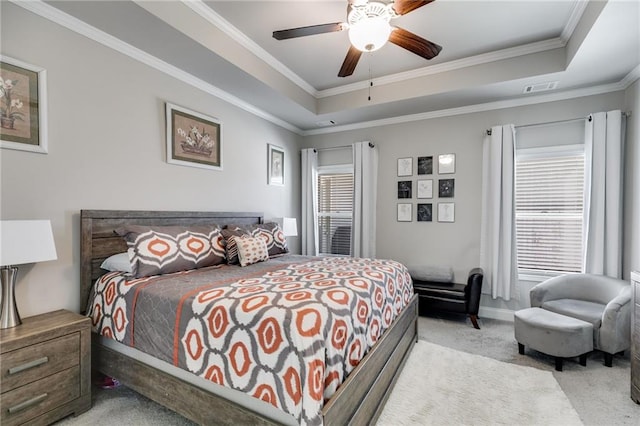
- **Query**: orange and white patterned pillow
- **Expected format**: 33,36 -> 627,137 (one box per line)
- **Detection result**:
225,222 -> 288,259
116,225 -> 225,277
235,236 -> 269,267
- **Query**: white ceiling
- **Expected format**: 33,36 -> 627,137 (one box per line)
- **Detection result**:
42,0 -> 640,133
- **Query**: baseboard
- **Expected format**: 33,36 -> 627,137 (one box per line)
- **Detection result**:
478,306 -> 515,322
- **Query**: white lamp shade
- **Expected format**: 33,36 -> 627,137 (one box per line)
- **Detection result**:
348,17 -> 391,52
0,220 -> 58,266
282,217 -> 298,237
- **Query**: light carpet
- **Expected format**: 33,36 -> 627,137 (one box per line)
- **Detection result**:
376,340 -> 583,426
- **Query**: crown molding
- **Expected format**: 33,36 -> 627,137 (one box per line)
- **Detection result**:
561,0 -> 589,42
11,0 -> 303,135
302,80 -> 628,136
620,64 -> 640,89
317,38 -> 567,98
182,0 -> 318,97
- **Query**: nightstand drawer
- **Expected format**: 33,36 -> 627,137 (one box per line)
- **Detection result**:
1,333 -> 79,393
0,366 -> 79,426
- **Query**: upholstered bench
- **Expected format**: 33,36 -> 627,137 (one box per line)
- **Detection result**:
514,307 -> 593,371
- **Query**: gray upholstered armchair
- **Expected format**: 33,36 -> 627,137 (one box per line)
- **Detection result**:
530,273 -> 632,366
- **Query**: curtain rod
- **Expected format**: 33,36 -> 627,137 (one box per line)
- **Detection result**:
314,142 -> 375,152
485,111 -> 631,135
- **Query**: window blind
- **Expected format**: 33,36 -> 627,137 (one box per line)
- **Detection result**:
317,172 -> 353,255
515,152 -> 584,273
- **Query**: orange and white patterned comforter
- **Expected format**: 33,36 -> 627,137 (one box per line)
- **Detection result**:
88,255 -> 413,425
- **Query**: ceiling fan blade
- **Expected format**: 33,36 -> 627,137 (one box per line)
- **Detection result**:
389,27 -> 442,60
338,45 -> 362,77
392,0 -> 434,15
273,22 -> 346,40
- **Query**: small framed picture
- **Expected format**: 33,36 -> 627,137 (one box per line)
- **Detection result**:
397,203 -> 412,222
417,203 -> 433,222
397,157 -> 412,176
268,143 -> 285,185
166,102 -> 222,171
438,178 -> 455,198
438,154 -> 455,174
0,56 -> 48,154
417,179 -> 433,199
397,180 -> 412,199
438,202 -> 455,222
417,156 -> 433,175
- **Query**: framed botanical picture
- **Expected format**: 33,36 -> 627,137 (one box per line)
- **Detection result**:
397,203 -> 412,222
268,144 -> 285,185
166,102 -> 222,171
397,157 -> 412,176
417,179 -> 433,199
397,180 -> 412,199
439,178 -> 455,198
438,153 -> 456,174
417,156 -> 433,175
0,56 -> 48,153
417,203 -> 433,222
438,202 -> 455,222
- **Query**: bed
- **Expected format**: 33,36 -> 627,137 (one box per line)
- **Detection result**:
80,210 -> 418,425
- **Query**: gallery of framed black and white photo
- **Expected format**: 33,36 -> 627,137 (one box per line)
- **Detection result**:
438,202 -> 455,222
397,180 -> 412,199
397,157 -> 412,176
268,144 -> 285,185
397,203 -> 412,222
438,178 -> 455,198
438,153 -> 455,174
0,55 -> 48,154
166,102 -> 222,171
417,203 -> 433,222
417,156 -> 433,175
417,179 -> 433,199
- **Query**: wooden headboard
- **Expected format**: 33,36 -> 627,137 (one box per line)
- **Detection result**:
80,210 -> 263,314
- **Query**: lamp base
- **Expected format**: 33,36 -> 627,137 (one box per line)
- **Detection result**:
1,266 -> 22,329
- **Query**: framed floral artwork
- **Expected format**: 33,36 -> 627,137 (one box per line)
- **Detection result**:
417,179 -> 433,199
397,157 -> 412,176
438,202 -> 455,222
438,153 -> 456,174
397,203 -> 412,222
0,56 -> 48,153
268,144 -> 285,185
166,102 -> 222,171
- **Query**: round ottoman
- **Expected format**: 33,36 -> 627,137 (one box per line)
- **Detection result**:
514,307 -> 593,371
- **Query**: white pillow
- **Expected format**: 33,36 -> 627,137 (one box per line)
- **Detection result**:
235,236 -> 269,267
100,252 -> 132,273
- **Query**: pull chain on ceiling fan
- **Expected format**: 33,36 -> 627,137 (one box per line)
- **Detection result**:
272,0 -> 442,77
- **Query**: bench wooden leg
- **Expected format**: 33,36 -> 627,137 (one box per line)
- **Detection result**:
579,353 -> 587,366
518,343 -> 525,355
555,357 -> 563,371
469,314 -> 480,329
604,352 -> 613,367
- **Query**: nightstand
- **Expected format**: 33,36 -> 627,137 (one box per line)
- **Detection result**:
0,310 -> 91,425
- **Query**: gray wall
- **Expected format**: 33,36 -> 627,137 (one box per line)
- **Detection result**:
624,79 -> 640,276
0,4 -> 301,317
303,91 -> 634,313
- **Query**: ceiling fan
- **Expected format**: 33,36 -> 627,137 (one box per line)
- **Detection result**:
272,0 -> 442,77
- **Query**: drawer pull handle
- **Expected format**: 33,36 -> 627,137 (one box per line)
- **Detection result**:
7,393 -> 48,414
8,357 -> 49,375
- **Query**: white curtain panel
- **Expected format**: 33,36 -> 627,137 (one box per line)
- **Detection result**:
480,125 -> 519,300
301,148 -> 319,256
351,141 -> 378,258
582,110 -> 625,278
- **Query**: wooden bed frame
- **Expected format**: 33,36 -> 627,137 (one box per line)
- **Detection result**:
80,209 -> 418,425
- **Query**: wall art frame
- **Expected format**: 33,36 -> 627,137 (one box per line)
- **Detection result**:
417,156 -> 433,175
438,153 -> 456,174
268,143 -> 285,186
438,202 -> 455,223
397,180 -> 412,199
438,178 -> 455,198
166,102 -> 222,171
0,55 -> 48,154
397,203 -> 412,222
397,157 -> 412,176
417,203 -> 433,222
417,179 -> 433,199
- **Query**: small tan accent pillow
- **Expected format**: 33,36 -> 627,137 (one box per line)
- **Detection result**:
235,236 -> 269,267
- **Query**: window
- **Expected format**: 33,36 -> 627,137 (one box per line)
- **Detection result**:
515,145 -> 584,274
317,165 -> 353,255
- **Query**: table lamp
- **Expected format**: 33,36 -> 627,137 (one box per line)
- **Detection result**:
0,220 -> 57,329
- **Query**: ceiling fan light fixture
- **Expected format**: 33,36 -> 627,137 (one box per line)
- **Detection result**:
348,16 -> 391,52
